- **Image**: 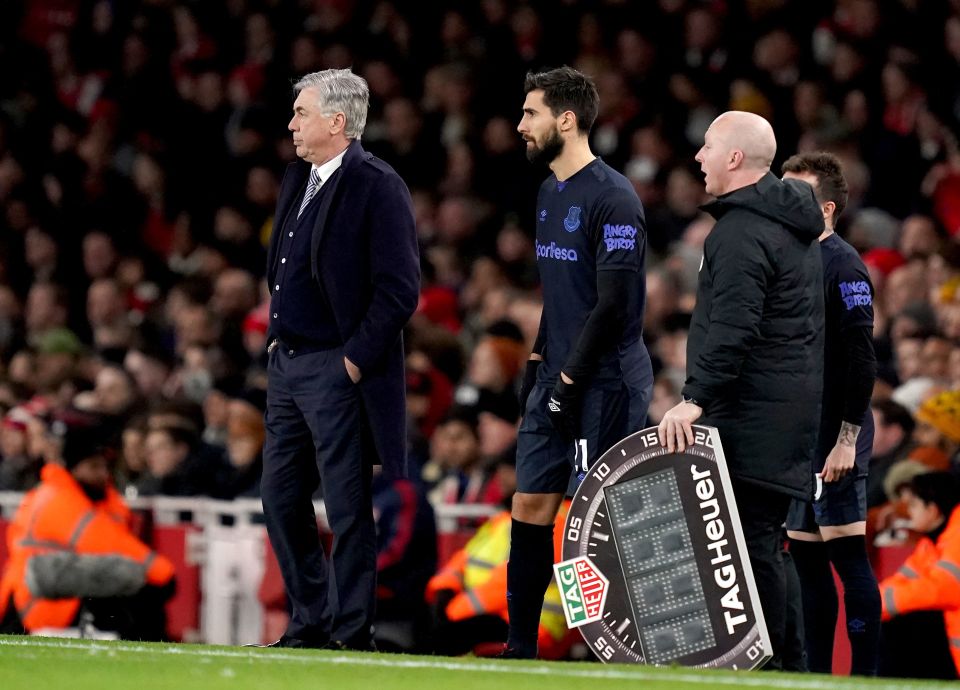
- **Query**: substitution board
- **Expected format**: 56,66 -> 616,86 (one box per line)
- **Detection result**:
554,424 -> 771,669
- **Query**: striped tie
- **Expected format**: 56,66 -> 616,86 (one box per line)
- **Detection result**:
298,168 -> 322,218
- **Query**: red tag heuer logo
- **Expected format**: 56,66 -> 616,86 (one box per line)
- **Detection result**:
554,556 -> 609,628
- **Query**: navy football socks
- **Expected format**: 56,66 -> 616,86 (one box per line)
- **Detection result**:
790,539 -> 838,673
791,536 -> 880,676
827,535 -> 880,676
505,518 -> 555,657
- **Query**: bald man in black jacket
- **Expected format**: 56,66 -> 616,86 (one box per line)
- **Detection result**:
659,111 -> 825,670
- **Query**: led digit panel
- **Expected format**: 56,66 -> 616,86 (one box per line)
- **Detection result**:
556,425 -> 772,669
605,470 -> 716,665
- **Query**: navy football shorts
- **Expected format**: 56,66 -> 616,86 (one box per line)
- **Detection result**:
785,463 -> 869,532
516,381 -> 629,496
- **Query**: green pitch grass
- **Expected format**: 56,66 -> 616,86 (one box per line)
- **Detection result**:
0,636 -> 953,690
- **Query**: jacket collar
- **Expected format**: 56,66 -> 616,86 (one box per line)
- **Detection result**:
700,172 -> 778,220
279,141 -> 364,215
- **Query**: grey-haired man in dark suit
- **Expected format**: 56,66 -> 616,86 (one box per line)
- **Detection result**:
259,68 -> 419,650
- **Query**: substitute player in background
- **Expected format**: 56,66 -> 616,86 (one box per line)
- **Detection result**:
783,152 -> 880,676
502,66 -> 653,659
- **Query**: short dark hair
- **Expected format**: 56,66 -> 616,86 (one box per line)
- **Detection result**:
781,151 -> 848,219
909,471 -> 960,521
872,398 -> 916,437
524,66 -> 599,134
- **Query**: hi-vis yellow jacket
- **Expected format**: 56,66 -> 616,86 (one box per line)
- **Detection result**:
426,501 -> 573,658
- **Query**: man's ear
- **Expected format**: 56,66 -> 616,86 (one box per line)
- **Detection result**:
559,110 -> 577,133
728,149 -> 744,170
822,200 -> 836,218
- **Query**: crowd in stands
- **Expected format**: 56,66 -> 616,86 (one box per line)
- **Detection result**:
2,0 -> 960,672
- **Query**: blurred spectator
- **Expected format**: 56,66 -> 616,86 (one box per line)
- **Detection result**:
465,334 -> 526,397
643,269 -> 682,338
0,419 -> 176,640
81,231 -> 119,281
72,364 -> 137,422
878,472 -> 960,679
217,396 -> 264,499
138,425 -> 223,497
211,268 -> 258,322
423,406 -> 501,513
425,498 -> 575,659
404,354 -> 454,467
652,311 -> 690,393
867,399 -> 916,509
118,415 -> 148,497
242,302 -> 270,363
899,214 -> 940,261
372,471 -> 437,653
32,327 -> 85,408
24,282 -> 69,341
0,407 -> 41,491
891,378 -> 940,418
648,374 -> 681,427
369,97 -> 444,191
86,278 -> 133,352
201,386 -> 230,449
913,390 -> 960,466
124,343 -> 175,401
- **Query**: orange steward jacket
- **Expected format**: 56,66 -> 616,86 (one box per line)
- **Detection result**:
880,505 -> 960,674
0,464 -> 174,631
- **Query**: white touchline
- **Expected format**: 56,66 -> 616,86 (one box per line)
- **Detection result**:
0,638 -> 933,690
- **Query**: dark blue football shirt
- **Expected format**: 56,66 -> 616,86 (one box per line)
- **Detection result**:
534,158 -> 647,386
819,232 -> 875,472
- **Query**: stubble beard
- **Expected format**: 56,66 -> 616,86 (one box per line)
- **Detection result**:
526,127 -> 564,167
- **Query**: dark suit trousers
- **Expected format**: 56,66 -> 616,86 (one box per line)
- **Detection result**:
732,479 -> 793,670
262,345 -> 376,646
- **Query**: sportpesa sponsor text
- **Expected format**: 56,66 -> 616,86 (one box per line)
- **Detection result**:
536,239 -> 579,262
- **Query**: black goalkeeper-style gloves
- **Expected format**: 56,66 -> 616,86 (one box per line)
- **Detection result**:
547,377 -> 581,441
518,359 -> 540,415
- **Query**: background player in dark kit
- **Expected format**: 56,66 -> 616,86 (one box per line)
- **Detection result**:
658,111 -> 825,669
502,66 -> 653,659
783,152 -> 880,676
